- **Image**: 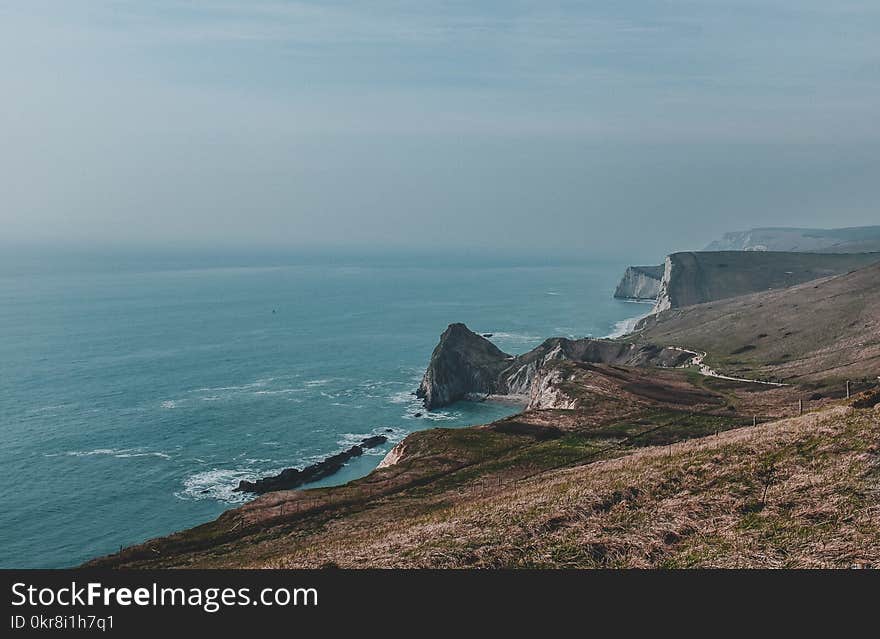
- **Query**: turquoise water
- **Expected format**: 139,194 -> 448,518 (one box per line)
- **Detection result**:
0,252 -> 645,567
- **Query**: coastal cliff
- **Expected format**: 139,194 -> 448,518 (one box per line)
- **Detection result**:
613,265 -> 663,300
651,250 -> 880,312
417,323 -> 691,409
638,259 -> 880,383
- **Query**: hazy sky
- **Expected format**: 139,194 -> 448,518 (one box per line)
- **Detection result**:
2,1 -> 879,260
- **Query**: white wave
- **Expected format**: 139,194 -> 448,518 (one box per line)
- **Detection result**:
175,468 -> 257,504
200,395 -> 223,401
161,400 -> 177,409
358,379 -> 396,391
62,448 -> 170,460
419,410 -> 460,421
605,314 -> 648,339
388,390 -> 417,404
304,379 -> 332,387
28,403 -> 74,414
253,388 -> 305,395
388,387 -> 461,421
545,291 -> 561,296
66,448 -> 127,457
337,428 -> 405,448
115,451 -> 172,459
190,382 -> 264,393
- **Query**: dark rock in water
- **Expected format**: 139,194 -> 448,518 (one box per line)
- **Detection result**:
416,323 -> 512,410
482,333 -> 493,338
235,435 -> 388,494
384,427 -> 394,433
414,412 -> 423,417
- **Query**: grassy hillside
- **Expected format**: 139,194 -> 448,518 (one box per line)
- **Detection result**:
638,261 -> 880,384
89,401 -> 880,568
86,362 -> 857,568
265,405 -> 879,569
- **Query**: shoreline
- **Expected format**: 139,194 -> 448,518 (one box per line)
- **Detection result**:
242,394 -> 524,496
467,393 -> 529,406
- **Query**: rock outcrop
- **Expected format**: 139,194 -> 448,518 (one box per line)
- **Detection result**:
415,323 -> 514,409
417,324 -> 692,409
527,365 -> 579,410
613,265 -> 664,300
376,441 -> 408,469
651,250 -> 880,313
235,435 -> 388,494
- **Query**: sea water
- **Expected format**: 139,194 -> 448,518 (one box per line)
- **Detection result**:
0,250 -> 648,567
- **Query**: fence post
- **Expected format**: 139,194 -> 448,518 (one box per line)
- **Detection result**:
798,399 -> 803,415
846,380 -> 851,399
753,416 -> 757,427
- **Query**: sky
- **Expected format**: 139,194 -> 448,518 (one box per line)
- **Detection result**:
1,1 -> 879,261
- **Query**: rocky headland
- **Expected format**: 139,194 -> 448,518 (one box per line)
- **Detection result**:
416,322 -> 691,409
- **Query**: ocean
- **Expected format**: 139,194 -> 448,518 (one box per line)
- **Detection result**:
0,251 -> 648,567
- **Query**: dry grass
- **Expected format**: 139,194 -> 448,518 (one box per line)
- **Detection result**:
261,406 -> 880,569
637,262 -> 880,384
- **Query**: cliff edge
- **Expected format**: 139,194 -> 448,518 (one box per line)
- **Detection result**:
613,265 -> 663,300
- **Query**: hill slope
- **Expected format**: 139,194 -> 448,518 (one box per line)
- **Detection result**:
637,261 -> 880,383
86,403 -> 880,568
261,405 -> 879,569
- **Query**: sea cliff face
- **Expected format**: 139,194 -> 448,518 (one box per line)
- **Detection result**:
653,256 -> 674,313
613,265 -> 663,300
417,323 -> 691,409
650,250 -> 880,313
